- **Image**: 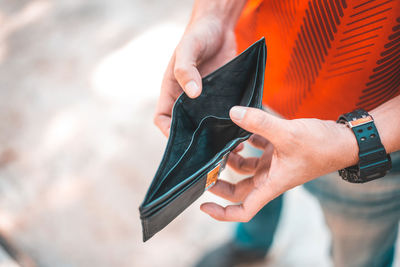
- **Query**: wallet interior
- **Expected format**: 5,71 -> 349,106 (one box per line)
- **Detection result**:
142,38 -> 265,208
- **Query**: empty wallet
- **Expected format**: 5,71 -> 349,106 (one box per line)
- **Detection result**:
139,37 -> 267,242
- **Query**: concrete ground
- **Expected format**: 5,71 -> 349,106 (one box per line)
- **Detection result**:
0,1 -> 398,267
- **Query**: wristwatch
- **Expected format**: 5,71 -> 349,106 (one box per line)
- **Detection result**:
337,109 -> 391,183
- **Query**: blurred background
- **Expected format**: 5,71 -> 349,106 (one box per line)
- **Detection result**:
0,0 -> 398,266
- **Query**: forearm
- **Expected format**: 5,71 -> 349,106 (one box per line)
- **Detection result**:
370,94 -> 400,154
189,0 -> 247,28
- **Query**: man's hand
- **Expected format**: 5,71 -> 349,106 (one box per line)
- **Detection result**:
154,0 -> 246,137
201,106 -> 359,222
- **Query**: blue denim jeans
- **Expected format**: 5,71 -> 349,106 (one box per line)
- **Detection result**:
234,152 -> 400,267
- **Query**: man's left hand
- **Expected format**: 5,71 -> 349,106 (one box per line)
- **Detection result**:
201,106 -> 358,222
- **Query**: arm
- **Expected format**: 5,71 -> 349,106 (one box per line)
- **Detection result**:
371,95 -> 400,154
201,95 -> 400,222
189,0 -> 247,29
154,0 -> 247,137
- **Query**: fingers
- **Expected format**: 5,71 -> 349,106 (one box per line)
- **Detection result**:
201,176 -> 284,222
174,38 -> 203,98
154,56 -> 183,137
154,87 -> 176,137
155,35 -> 206,135
153,115 -> 171,137
201,187 -> 267,222
208,177 -> 254,203
248,134 -> 270,150
233,143 -> 244,153
227,153 -> 259,174
230,107 -> 287,144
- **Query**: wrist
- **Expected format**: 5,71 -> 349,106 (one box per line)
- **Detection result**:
190,0 -> 247,29
369,107 -> 398,154
368,95 -> 400,154
319,119 -> 358,172
336,122 -> 359,168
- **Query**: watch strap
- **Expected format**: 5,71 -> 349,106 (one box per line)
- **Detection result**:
337,109 -> 391,183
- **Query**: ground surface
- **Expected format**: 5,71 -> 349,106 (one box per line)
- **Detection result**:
0,1 -> 398,267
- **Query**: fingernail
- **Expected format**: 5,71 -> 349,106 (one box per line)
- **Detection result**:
230,106 -> 246,121
184,80 -> 200,98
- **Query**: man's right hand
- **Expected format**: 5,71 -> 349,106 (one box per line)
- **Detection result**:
154,0 -> 247,137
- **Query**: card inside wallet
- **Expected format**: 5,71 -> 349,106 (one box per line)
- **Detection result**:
140,37 -> 266,241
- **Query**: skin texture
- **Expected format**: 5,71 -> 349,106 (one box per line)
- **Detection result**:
154,0 -> 400,222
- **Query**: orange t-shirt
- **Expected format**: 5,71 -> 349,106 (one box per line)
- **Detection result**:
235,0 -> 400,120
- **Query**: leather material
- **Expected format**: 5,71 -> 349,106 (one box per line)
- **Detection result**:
139,38 -> 267,242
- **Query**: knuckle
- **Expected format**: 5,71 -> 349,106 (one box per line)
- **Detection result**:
153,115 -> 160,127
229,183 -> 237,197
252,135 -> 265,146
227,155 -> 237,166
173,66 -> 187,80
237,157 -> 245,168
250,134 -> 259,142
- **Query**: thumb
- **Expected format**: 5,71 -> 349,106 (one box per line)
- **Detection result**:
173,40 -> 203,98
230,106 -> 288,144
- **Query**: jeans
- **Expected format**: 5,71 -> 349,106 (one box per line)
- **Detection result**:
234,152 -> 400,267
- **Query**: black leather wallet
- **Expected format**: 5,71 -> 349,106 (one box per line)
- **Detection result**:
140,38 -> 267,242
